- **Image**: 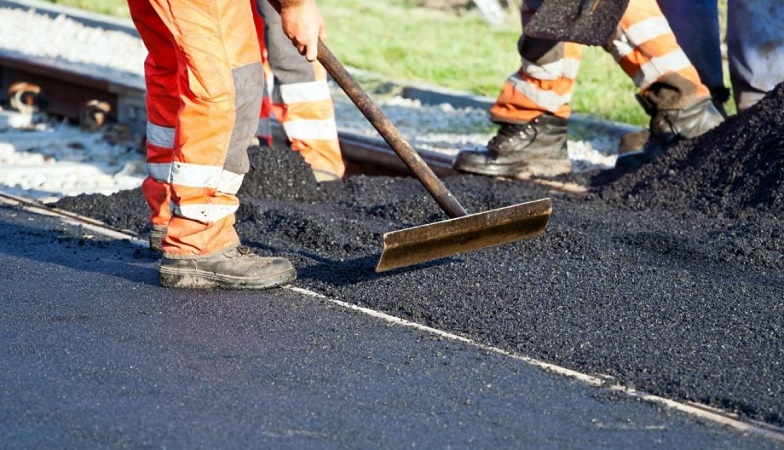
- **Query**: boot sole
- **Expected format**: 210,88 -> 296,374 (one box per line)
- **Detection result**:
159,266 -> 297,290
456,159 -> 571,178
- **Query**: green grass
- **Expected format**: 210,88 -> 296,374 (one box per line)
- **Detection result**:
44,0 -> 734,125
318,0 -> 523,98
571,47 -> 641,124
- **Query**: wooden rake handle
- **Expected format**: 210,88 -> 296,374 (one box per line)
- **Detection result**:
264,0 -> 467,218
316,41 -> 468,218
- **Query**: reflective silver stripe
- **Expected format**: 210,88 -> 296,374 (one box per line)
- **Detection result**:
282,118 -> 338,141
507,73 -> 573,113
263,73 -> 275,103
622,16 -> 670,47
634,50 -> 692,89
609,34 -> 634,61
278,80 -> 332,104
146,122 -> 175,149
170,162 -> 245,194
216,171 -> 245,195
521,56 -> 581,81
172,203 -> 238,223
147,162 -> 171,183
610,33 -> 693,89
609,16 -> 672,62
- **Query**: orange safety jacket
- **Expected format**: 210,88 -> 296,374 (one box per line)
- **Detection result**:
491,0 -> 711,124
253,0 -> 346,179
130,0 -> 264,256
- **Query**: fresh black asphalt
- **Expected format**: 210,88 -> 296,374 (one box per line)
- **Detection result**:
46,84 -> 784,438
2,202 -> 781,448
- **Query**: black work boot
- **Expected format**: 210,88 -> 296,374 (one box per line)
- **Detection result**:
616,96 -> 724,170
454,114 -> 570,177
159,245 -> 296,290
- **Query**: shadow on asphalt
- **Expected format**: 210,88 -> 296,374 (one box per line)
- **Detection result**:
0,217 -> 159,286
242,236 -> 458,286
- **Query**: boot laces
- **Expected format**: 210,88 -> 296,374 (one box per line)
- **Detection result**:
488,123 -> 536,153
225,246 -> 253,258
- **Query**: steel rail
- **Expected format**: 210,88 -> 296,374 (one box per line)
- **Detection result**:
0,48 -> 458,178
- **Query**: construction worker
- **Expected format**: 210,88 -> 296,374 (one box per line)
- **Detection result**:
658,0 -> 784,115
130,0 -> 324,289
253,0 -> 346,182
454,0 -> 725,176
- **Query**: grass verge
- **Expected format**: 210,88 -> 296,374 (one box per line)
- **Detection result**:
43,0 -> 735,125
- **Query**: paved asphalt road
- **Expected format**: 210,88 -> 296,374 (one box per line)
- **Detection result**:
1,202 -> 781,449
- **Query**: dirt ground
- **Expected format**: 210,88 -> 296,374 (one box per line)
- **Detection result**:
54,83 -> 784,427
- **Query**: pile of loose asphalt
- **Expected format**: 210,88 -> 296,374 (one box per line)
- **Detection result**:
54,83 -> 784,428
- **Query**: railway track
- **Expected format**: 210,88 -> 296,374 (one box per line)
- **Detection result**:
0,35 -> 455,179
0,0 -> 481,181
0,50 -> 591,197
0,0 -> 632,199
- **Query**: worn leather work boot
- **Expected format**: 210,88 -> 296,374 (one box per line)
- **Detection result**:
159,245 -> 296,290
149,224 -> 167,252
454,114 -> 571,177
616,96 -> 724,170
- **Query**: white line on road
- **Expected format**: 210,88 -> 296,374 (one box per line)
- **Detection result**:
286,287 -> 784,443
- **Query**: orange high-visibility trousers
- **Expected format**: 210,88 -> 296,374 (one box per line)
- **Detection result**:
129,0 -> 264,256
490,0 -> 710,124
253,0 -> 346,179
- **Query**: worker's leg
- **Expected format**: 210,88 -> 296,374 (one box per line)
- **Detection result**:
454,0 -> 581,177
488,38 -> 583,123
256,0 -> 346,181
609,0 -> 723,169
133,0 -> 295,288
146,0 -> 260,256
610,0 -> 713,109
656,0 -> 728,109
727,0 -> 784,112
128,0 -> 178,252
